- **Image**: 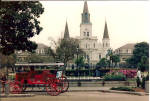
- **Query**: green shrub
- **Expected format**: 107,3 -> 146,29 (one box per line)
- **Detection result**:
110,87 -> 135,92
141,77 -> 146,89
104,73 -> 126,81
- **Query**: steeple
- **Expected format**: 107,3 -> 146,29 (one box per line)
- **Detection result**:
81,1 -> 91,24
64,21 -> 70,39
103,21 -> 109,39
83,1 -> 89,13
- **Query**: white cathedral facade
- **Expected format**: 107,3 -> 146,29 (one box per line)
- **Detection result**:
63,1 -> 110,64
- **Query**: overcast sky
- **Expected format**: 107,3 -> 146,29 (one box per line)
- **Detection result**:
31,1 -> 149,50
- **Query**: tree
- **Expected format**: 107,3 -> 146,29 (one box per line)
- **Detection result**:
111,54 -> 120,67
47,38 -> 84,68
106,48 -> 113,67
0,52 -> 16,74
0,1 -> 44,55
96,58 -> 108,68
127,42 -> 149,71
75,56 -> 85,68
0,53 -> 16,67
137,56 -> 149,72
47,47 -> 57,62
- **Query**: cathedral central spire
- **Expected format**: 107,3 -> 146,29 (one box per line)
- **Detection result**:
83,1 -> 89,13
81,1 -> 91,24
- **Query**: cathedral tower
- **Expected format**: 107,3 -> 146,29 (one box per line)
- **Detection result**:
63,21 -> 70,39
102,21 -> 110,50
80,1 -> 92,37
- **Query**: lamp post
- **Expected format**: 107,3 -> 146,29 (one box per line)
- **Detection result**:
77,47 -> 81,86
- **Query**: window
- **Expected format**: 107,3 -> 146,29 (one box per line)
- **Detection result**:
99,54 -> 101,59
87,55 -> 89,60
128,49 -> 132,53
36,49 -> 39,54
94,43 -> 95,48
87,32 -> 89,36
41,49 -> 45,54
84,32 -> 86,36
119,49 -> 121,53
122,58 -> 126,61
126,49 -> 128,53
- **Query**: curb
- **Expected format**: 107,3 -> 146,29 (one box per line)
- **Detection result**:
0,90 -> 148,97
99,90 -> 148,96
68,90 -> 99,92
0,94 -> 35,98
68,89 -> 148,96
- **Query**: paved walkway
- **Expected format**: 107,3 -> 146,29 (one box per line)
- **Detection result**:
68,87 -> 148,96
0,87 -> 148,97
68,87 -> 110,91
1,92 -> 149,101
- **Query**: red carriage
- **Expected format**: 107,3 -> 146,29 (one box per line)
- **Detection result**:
9,63 -> 69,96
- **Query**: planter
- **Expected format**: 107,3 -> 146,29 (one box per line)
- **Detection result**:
145,81 -> 149,93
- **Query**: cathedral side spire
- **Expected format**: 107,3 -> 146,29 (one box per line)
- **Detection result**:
81,1 -> 91,24
103,21 -> 109,39
102,20 -> 110,50
64,21 -> 70,39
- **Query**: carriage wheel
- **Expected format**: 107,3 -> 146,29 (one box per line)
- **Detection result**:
46,78 -> 62,96
9,81 -> 22,94
60,76 -> 69,93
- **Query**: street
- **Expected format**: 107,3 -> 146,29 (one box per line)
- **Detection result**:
1,92 -> 149,101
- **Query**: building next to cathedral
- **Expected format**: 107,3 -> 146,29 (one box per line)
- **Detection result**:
63,1 -> 110,64
114,43 -> 135,63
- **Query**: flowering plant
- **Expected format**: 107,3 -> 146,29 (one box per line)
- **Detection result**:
110,69 -> 137,78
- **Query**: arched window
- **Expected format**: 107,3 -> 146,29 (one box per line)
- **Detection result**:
94,43 -> 95,48
87,32 -> 89,36
99,54 -> 101,59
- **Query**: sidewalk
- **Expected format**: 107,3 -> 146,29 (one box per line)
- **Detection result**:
68,87 -> 148,96
0,87 -> 148,97
68,87 -> 110,92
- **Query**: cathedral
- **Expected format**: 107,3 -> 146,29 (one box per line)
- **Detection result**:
63,1 -> 110,64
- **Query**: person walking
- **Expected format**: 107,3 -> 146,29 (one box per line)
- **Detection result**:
136,68 -> 142,87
